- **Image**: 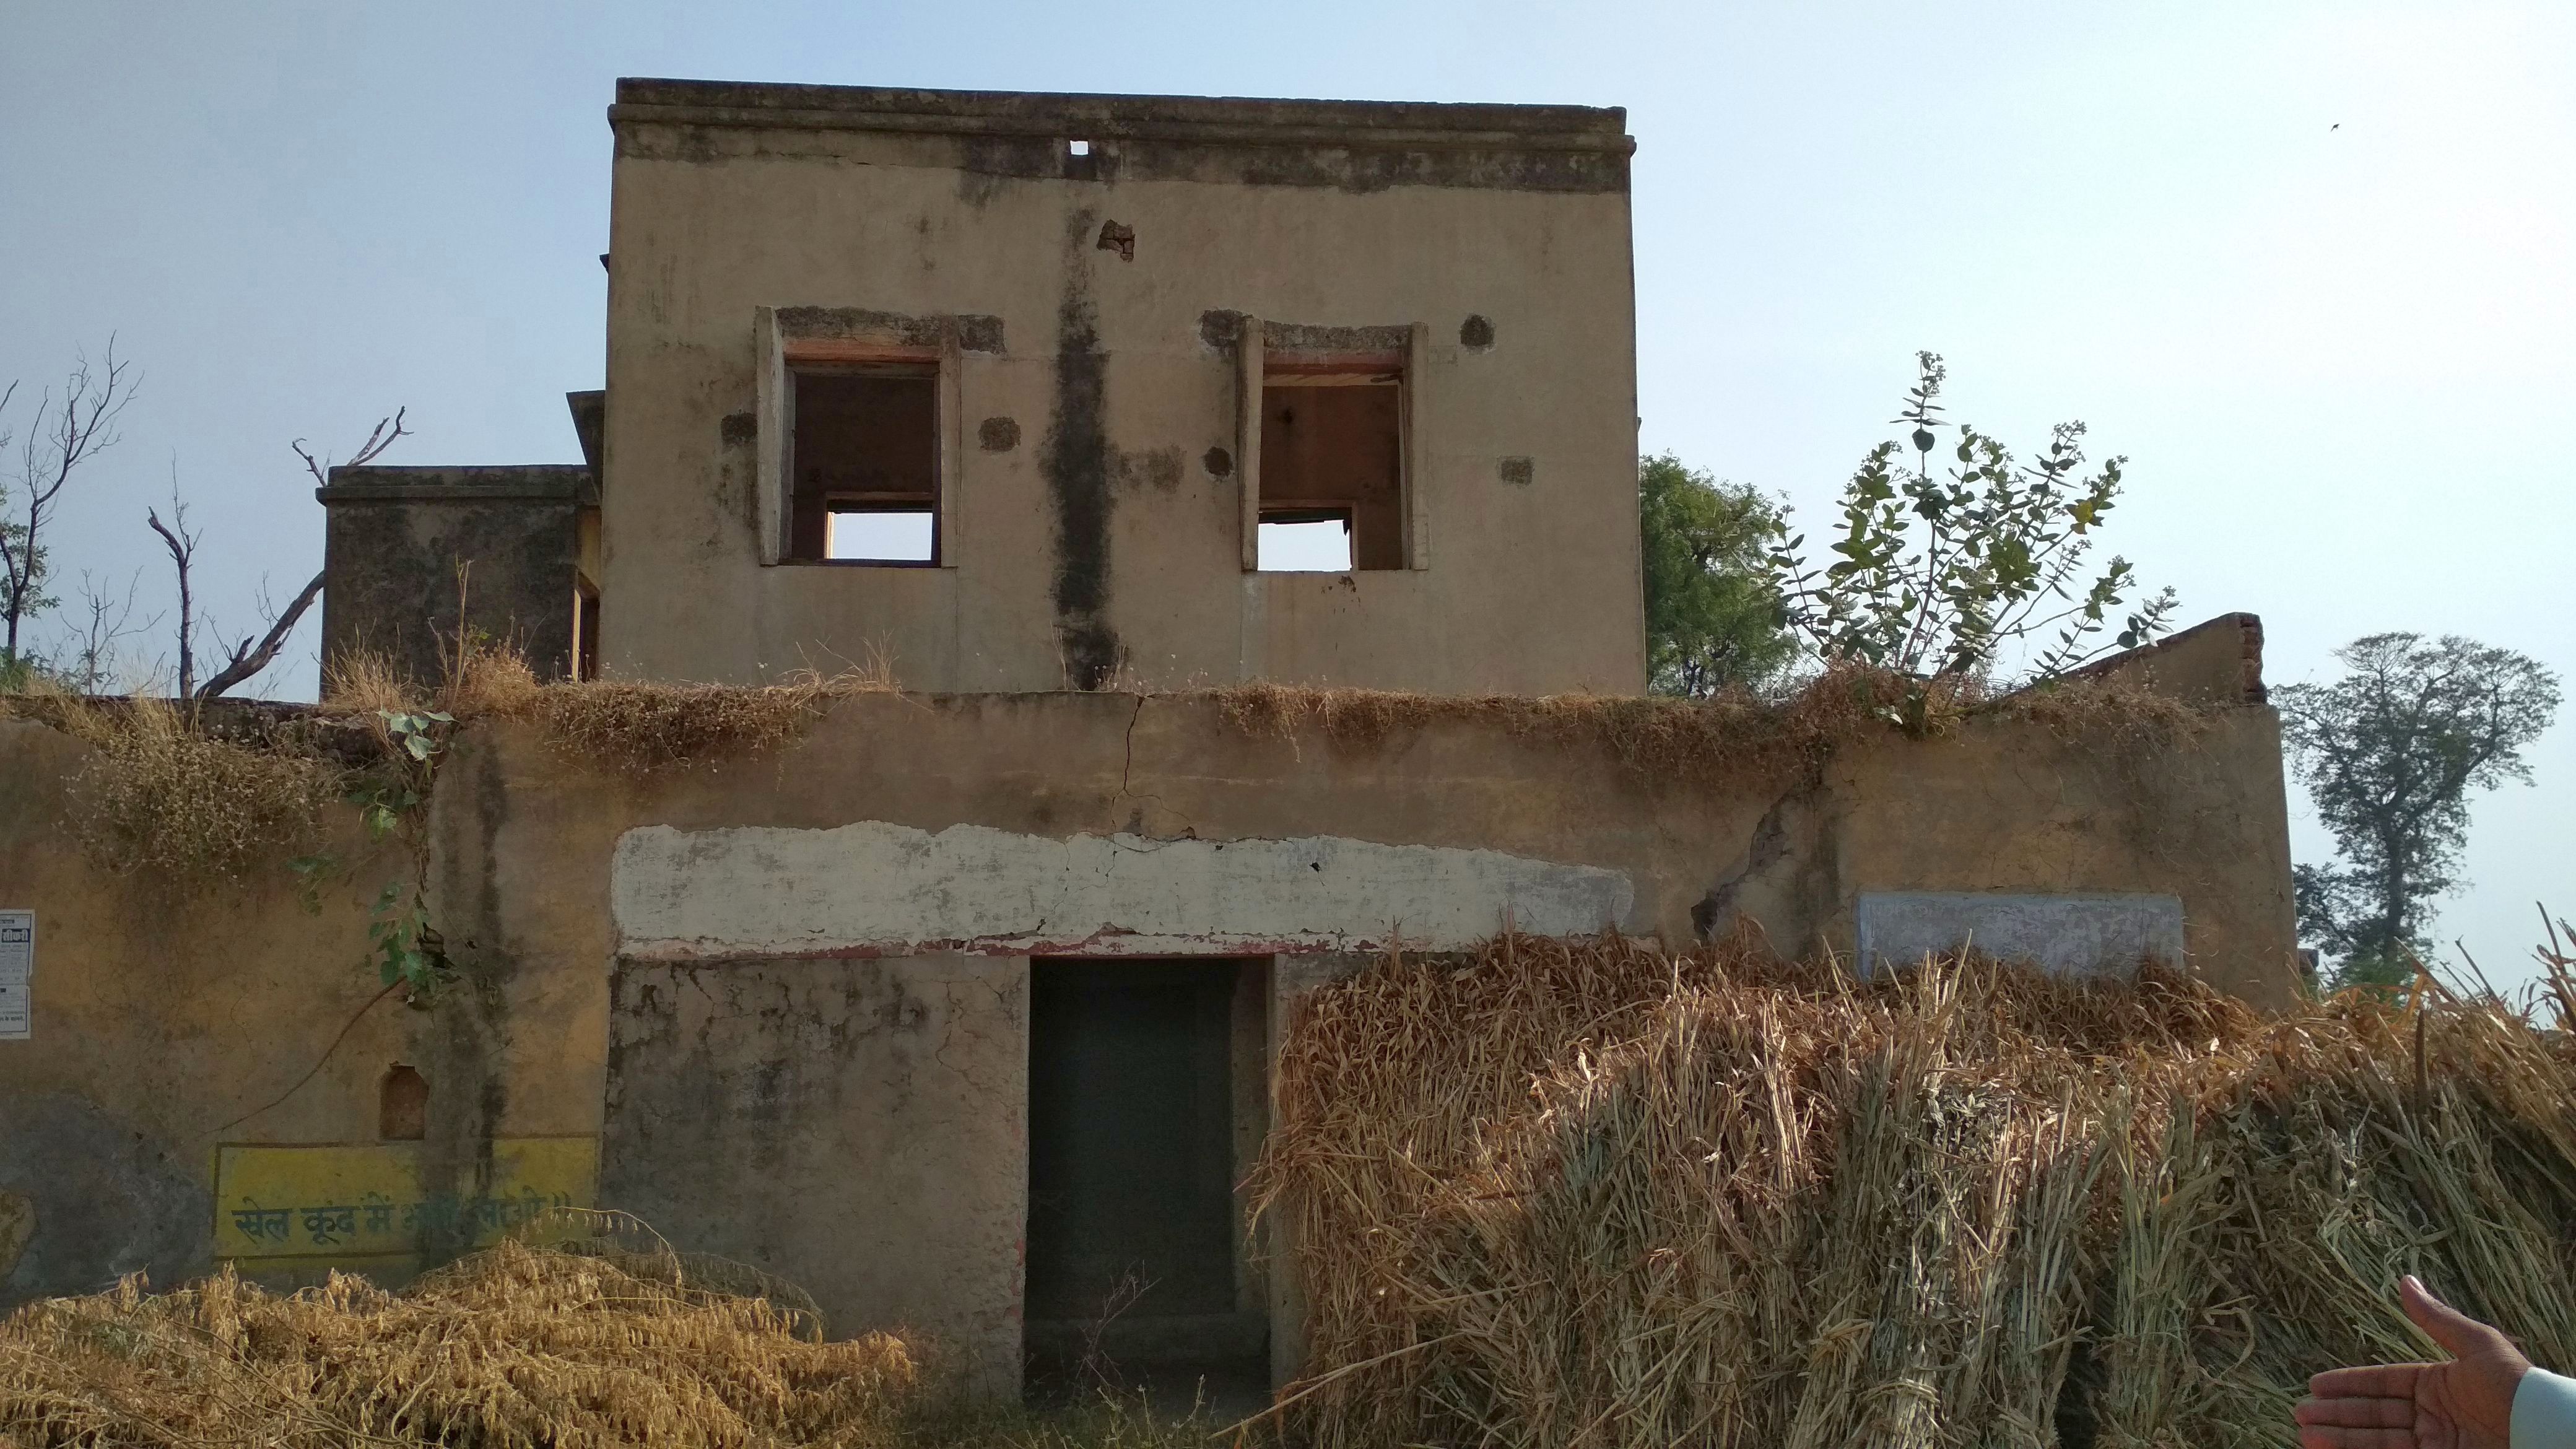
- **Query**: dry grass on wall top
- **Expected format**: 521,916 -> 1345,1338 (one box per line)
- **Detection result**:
20,694 -> 349,890
329,642 -> 900,777
1987,669 -> 2213,748
1,645 -> 2220,894
1250,933 -> 2576,1449
1200,665 -> 2214,791
526,675 -> 866,777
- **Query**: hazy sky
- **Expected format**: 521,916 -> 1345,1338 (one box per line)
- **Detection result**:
4,2 -> 2569,990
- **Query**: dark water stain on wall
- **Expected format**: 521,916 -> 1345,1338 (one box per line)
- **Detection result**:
1114,445 -> 1183,493
413,746 -> 518,1266
0,1094 -> 207,1307
1041,208 -> 1122,689
599,956 -> 959,1282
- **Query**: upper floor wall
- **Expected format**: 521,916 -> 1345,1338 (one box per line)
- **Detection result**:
599,80 -> 1643,692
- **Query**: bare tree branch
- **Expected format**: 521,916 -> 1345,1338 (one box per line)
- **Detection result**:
196,569 -> 325,702
295,406 -> 408,487
146,491 -> 199,701
56,568 -> 158,694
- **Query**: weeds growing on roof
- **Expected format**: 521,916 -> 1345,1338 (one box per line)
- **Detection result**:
13,635 -> 2222,898
51,694 -> 345,890
1203,664 -> 1910,790
1200,664 -> 2206,793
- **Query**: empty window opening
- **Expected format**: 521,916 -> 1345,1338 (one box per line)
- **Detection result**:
1025,958 -> 1269,1408
1066,139 -> 1092,157
788,364 -> 939,564
380,1064 -> 427,1141
1258,374 -> 1403,570
827,506 -> 936,562
572,581 -> 599,681
1256,508 -> 1353,572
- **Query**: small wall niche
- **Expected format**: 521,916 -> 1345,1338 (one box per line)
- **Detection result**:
380,1064 -> 428,1141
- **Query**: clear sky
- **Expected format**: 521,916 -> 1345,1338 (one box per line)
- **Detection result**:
4,2 -> 2569,991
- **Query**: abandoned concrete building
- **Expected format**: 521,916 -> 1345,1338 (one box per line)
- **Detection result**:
0,79 -> 2300,1399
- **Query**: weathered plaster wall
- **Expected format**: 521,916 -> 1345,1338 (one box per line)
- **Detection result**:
0,720 -> 394,1305
601,953 -> 1026,1389
0,710 -> 609,1310
598,81 -> 1643,695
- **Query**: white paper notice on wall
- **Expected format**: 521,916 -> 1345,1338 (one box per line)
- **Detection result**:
0,910 -> 31,1041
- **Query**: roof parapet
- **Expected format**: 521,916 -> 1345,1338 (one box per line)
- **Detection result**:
611,78 -> 1630,153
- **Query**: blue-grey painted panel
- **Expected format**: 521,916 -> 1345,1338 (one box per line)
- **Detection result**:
1855,891 -> 2185,978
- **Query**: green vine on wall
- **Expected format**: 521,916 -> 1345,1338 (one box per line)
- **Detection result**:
293,707 -> 456,1003
359,707 -> 454,1001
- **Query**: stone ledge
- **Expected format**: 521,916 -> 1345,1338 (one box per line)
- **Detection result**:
610,78 -> 1633,153
317,464 -> 596,505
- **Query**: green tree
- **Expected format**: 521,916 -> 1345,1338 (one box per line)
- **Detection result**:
1638,455 -> 1797,696
1763,353 -> 2175,691
2279,632 -> 2561,991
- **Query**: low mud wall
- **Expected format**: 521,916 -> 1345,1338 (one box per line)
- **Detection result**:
0,615 -> 2299,1391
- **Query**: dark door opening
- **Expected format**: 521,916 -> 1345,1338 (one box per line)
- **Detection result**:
1025,957 -> 1268,1406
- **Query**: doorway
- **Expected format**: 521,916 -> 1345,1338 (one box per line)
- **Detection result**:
1025,957 -> 1269,1406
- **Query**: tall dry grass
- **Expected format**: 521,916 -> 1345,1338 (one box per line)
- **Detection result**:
1251,934 -> 2576,1449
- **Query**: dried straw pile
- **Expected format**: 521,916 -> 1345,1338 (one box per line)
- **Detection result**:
1251,934 -> 2576,1448
0,1238 -> 917,1449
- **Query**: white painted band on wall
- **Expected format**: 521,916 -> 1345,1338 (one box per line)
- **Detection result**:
611,822 -> 1635,959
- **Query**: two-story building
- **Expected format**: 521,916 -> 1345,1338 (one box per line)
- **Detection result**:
326,79 -> 1645,698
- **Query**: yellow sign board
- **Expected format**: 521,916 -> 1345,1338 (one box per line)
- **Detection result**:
213,1137 -> 598,1263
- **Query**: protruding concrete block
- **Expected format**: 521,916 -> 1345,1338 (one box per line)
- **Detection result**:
315,464 -> 593,685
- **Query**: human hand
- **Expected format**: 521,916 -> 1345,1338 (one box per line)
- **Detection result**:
2293,1275 -> 2530,1448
